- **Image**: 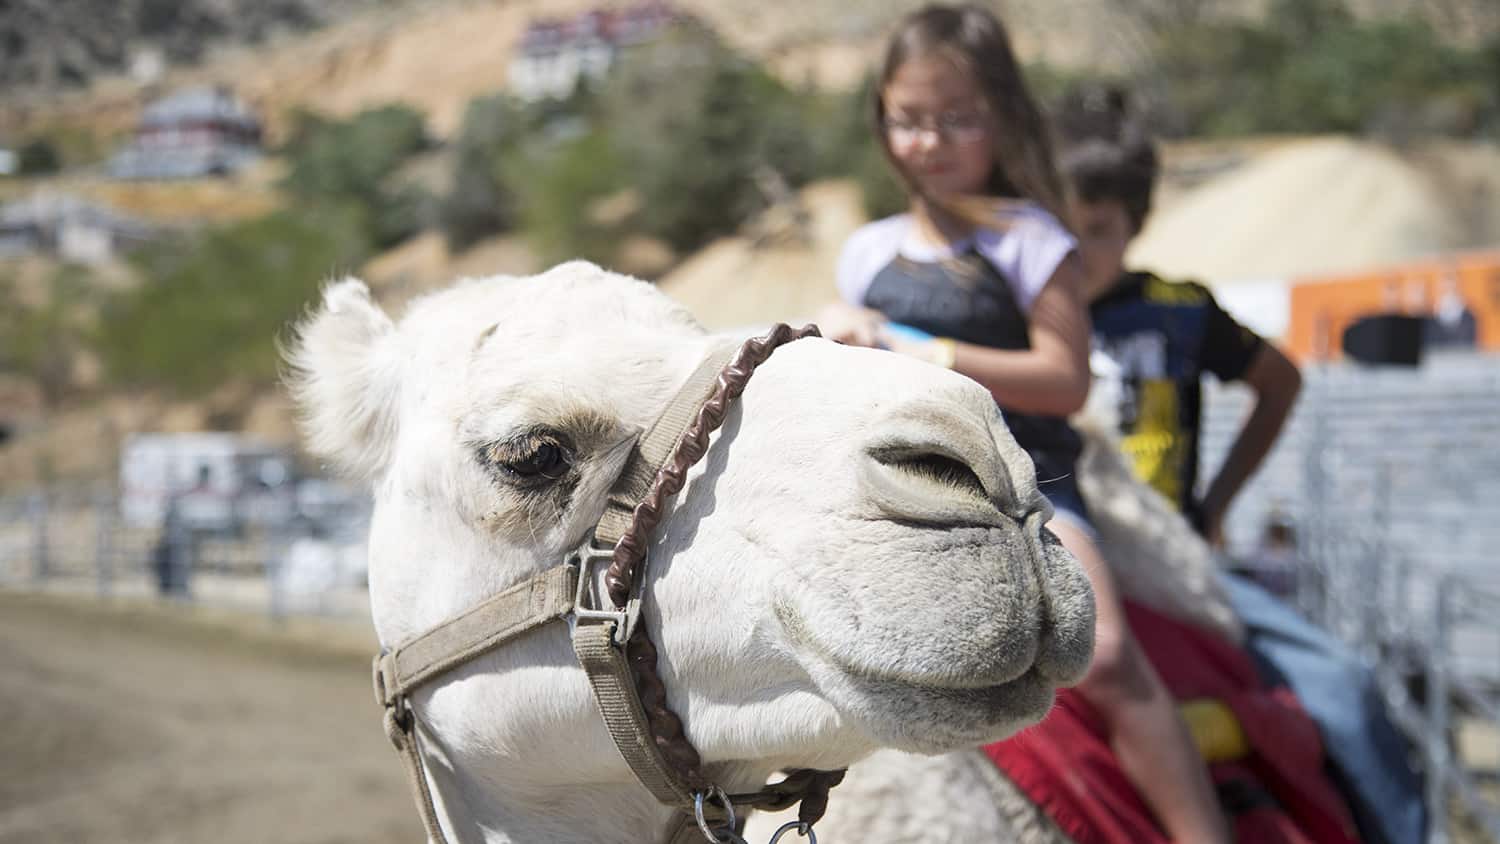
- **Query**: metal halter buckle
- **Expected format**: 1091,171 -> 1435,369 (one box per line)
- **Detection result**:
570,541 -> 642,647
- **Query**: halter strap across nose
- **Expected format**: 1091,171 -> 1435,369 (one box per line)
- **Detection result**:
373,324 -> 840,844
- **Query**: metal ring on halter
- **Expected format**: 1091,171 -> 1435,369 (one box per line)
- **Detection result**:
767,820 -> 817,843
694,787 -> 739,843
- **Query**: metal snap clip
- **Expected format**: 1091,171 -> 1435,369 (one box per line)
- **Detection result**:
767,820 -> 816,843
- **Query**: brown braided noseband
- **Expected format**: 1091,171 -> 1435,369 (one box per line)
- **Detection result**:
604,323 -> 837,814
606,322 -> 821,605
373,323 -> 845,844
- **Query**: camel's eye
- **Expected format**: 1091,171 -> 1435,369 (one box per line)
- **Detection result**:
512,442 -> 566,478
479,431 -> 573,485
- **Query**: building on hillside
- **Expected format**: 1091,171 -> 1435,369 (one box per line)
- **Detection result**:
508,2 -> 684,102
0,191 -> 160,264
108,86 -> 262,180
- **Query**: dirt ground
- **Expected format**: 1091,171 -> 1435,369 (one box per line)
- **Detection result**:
0,591 -> 421,844
3,590 -> 1494,843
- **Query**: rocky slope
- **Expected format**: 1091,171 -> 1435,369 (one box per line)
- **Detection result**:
0,0 -> 373,90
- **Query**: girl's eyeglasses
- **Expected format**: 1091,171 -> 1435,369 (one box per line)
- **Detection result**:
882,111 -> 990,146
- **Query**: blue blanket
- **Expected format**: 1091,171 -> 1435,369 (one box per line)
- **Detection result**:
1223,573 -> 1427,844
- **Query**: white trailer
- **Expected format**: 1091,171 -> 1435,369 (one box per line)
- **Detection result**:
119,432 -> 294,531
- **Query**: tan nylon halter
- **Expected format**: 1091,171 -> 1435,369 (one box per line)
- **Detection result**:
373,324 -> 843,844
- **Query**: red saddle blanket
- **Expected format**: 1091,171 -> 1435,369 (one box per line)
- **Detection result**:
984,601 -> 1361,844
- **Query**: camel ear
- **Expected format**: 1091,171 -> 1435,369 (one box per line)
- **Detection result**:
285,278 -> 401,479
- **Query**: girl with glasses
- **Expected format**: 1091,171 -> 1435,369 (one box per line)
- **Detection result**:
818,5 -> 1232,842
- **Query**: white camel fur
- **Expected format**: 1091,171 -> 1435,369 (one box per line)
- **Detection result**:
743,384 -> 1247,842
287,261 -> 1098,844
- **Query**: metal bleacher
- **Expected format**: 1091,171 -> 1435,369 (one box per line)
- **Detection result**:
1200,350 -> 1500,842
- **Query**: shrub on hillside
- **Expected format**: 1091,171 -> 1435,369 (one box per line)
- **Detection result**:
447,26 -> 844,263
803,74 -> 885,181
279,105 -> 431,247
833,76 -> 909,221
439,95 -> 526,251
12,125 -> 109,172
0,266 -> 95,405
439,91 -> 601,251
500,126 -> 626,265
1141,0 -> 1499,137
17,138 -> 61,175
853,139 -> 908,221
599,24 -> 823,252
95,205 -> 371,394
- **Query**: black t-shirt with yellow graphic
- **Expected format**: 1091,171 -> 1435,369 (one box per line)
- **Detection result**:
1089,272 -> 1264,511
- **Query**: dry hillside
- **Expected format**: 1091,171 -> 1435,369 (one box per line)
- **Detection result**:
5,133 -> 1500,490
0,168 -> 283,226
658,180 -> 866,330
6,0 -> 1494,145
3,0 -> 1497,491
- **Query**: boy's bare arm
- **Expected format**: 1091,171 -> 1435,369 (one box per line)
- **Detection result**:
1200,343 -> 1302,543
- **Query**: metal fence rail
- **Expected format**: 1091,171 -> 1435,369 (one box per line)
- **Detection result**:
1422,580 -> 1500,844
0,484 -> 372,620
1203,353 -> 1500,844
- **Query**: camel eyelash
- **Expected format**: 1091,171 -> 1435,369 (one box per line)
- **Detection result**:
474,429 -> 575,485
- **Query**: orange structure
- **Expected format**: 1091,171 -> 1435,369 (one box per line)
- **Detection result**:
1286,250 -> 1500,362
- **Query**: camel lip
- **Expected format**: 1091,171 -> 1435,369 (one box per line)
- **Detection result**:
868,664 -> 1047,700
839,662 -> 1059,749
772,595 -> 1045,692
832,654 -> 1044,695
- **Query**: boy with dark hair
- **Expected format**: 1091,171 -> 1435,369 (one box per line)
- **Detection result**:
1053,86 -> 1425,844
1058,93 -> 1301,542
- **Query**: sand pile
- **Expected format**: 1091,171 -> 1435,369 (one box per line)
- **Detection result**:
1131,137 -> 1465,284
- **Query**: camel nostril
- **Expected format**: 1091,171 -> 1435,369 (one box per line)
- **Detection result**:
868,446 -> 989,501
858,401 -> 1023,525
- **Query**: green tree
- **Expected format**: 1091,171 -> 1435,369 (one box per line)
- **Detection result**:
833,76 -> 915,220
17,138 -> 61,175
601,24 -> 821,252
443,30 -> 889,263
501,126 -> 626,265
95,205 -> 371,394
853,139 -> 907,221
0,266 -> 95,405
1270,0 -> 1354,45
440,95 -> 532,250
1123,0 -> 1498,137
279,105 -> 431,247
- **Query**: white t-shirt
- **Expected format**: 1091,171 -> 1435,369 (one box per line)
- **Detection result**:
836,204 -> 1076,314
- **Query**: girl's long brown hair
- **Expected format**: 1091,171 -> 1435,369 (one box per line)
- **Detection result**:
875,4 -> 1070,232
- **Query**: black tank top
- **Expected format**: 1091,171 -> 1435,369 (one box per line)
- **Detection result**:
863,249 -> 1084,485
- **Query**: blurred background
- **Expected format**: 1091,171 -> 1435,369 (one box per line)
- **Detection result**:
0,0 -> 1496,842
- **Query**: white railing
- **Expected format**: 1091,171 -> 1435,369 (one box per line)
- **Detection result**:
1204,353 -> 1500,843
0,484 -> 373,622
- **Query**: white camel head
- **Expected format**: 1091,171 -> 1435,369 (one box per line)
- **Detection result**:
288,262 -> 1095,843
